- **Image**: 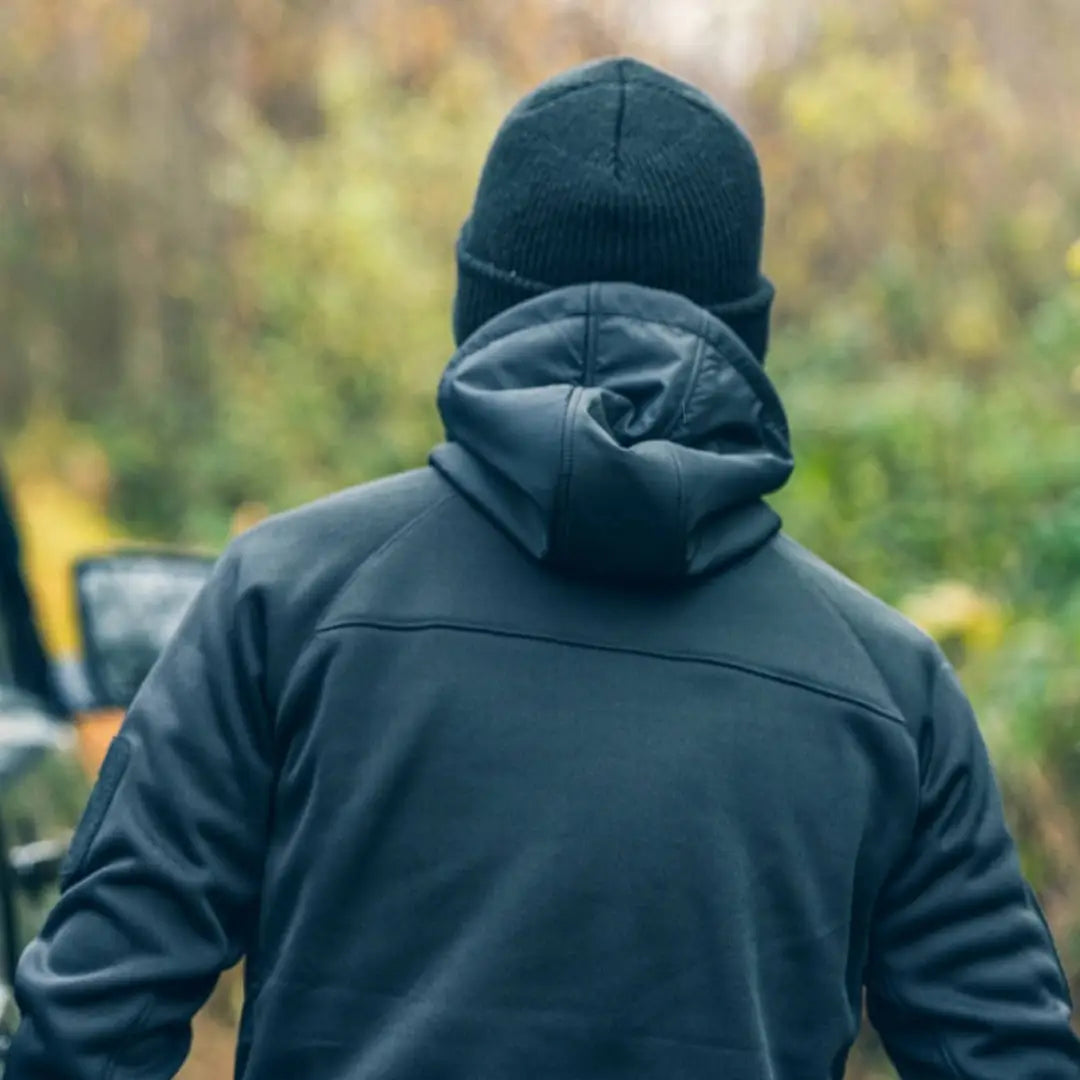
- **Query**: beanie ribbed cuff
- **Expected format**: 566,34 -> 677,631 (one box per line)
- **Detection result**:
454,239 -> 775,364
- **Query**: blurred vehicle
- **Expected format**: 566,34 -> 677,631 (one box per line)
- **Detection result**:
0,469 -> 214,1070
58,550 -> 217,774
0,688 -> 87,1062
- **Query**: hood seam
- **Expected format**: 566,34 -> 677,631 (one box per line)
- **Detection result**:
668,323 -> 708,442
434,284 -> 794,581
554,287 -> 596,557
668,441 -> 687,572
583,284 -> 599,388
554,387 -> 582,561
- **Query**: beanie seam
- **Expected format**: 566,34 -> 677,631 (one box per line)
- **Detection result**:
617,77 -> 755,140
509,81 -> 606,120
612,60 -> 628,180
516,100 -> 753,175
510,63 -> 724,128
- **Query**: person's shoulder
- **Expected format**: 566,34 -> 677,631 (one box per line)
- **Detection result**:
772,535 -> 932,652
238,468 -> 443,559
770,534 -> 941,719
225,467 -> 448,612
211,468 -> 452,694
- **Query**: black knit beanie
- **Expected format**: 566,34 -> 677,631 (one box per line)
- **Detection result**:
453,57 -> 774,362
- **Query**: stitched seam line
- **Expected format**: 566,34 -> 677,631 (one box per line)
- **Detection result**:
560,287 -> 598,547
612,60 -> 627,178
551,288 -> 594,558
780,543 -> 925,755
223,545 -> 275,756
309,492 -> 455,637
553,388 -> 580,561
668,324 -> 706,441
315,617 -> 907,727
521,82 -> 750,168
583,283 -> 598,388
668,442 -> 686,570
510,72 -> 723,127
922,655 -> 947,795
60,735 -> 130,890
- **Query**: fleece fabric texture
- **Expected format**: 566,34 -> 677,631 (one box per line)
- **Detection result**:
10,285 -> 1080,1079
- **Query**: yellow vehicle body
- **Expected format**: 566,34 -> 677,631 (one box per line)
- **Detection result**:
9,473 -> 128,779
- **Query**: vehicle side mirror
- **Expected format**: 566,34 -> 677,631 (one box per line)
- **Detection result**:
7,836 -> 68,898
73,551 -> 216,711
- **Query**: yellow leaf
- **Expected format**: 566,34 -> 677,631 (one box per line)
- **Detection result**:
229,502 -> 269,537
782,52 -> 931,153
1066,238 -> 1080,280
901,581 -> 1005,653
944,287 -> 1004,359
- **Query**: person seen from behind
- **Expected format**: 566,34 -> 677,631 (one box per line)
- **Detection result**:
9,57 -> 1080,1080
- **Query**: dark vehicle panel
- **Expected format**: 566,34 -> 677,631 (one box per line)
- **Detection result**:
0,471 -> 58,712
0,689 -> 88,1071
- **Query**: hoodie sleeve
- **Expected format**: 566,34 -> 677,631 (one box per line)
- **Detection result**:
866,655 -> 1080,1079
7,544 -> 272,1080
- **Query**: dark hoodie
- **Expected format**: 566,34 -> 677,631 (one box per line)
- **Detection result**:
10,285 -> 1079,1079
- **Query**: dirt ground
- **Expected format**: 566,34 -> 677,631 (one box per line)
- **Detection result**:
176,970 -> 241,1080
178,1012 -> 238,1080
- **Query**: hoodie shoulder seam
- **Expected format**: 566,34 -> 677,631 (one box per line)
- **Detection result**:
314,616 -> 907,727
311,492 -> 456,635
775,539 -> 934,742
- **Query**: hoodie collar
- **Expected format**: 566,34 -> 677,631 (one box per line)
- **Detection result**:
431,283 -> 793,583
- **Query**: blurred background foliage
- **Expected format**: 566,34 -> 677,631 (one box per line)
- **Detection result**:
1,0 -> 1079,1076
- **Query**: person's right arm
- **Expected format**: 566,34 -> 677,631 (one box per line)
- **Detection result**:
866,655 -> 1080,1078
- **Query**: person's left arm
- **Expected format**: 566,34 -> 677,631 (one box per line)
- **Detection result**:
7,544 -> 273,1080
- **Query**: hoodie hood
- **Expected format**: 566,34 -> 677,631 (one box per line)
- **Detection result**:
431,283 -> 793,583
